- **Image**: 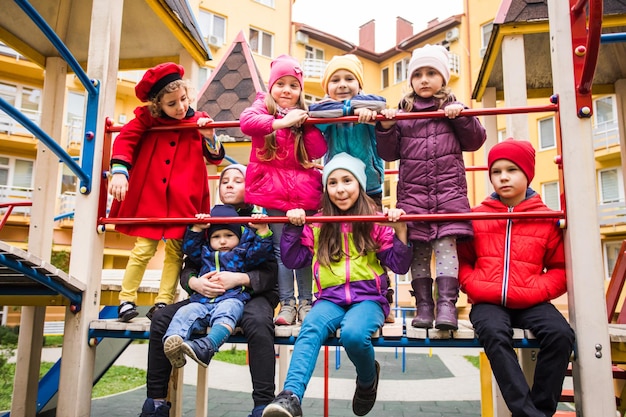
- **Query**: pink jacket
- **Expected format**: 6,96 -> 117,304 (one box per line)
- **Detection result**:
240,92 -> 327,211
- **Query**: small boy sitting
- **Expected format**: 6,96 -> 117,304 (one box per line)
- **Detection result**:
162,204 -> 273,368
458,138 -> 575,417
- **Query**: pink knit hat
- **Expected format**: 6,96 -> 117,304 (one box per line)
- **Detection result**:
268,55 -> 303,91
488,138 -> 536,184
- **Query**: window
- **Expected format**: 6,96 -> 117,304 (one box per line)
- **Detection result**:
541,181 -> 560,210
599,168 -> 624,204
538,117 -> 555,150
593,95 -> 618,148
254,0 -> 275,6
249,28 -> 273,57
198,11 -> 226,46
381,67 -> 389,89
0,81 -> 42,135
497,129 -> 507,142
0,155 -> 34,191
304,94 -> 322,106
604,241 -> 624,280
394,57 -> 410,84
303,46 -> 325,78
480,22 -> 493,57
198,67 -> 212,92
66,91 -> 85,146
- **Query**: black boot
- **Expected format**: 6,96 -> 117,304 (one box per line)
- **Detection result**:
435,276 -> 459,330
410,278 -> 434,328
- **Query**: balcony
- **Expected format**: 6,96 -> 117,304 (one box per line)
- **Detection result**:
0,184 -> 32,215
0,109 -> 40,136
593,120 -> 620,152
302,59 -> 327,79
599,201 -> 626,228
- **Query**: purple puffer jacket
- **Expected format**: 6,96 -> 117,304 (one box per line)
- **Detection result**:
240,92 -> 327,212
375,96 -> 486,243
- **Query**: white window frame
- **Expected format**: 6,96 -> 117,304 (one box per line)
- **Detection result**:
394,57 -> 410,84
249,27 -> 274,58
538,116 -> 556,150
66,91 -> 85,147
254,0 -> 275,7
592,95 -> 618,148
480,21 -> 493,58
497,129 -> 507,143
604,240 -> 624,280
0,155 -> 35,189
598,167 -> 625,204
0,81 -> 42,135
541,181 -> 561,211
381,67 -> 389,89
198,10 -> 226,46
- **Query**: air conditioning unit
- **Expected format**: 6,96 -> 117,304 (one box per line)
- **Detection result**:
207,35 -> 221,47
295,31 -> 309,45
445,28 -> 460,42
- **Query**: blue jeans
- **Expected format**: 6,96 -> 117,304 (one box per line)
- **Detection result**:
164,298 -> 244,341
283,299 -> 384,400
267,209 -> 312,304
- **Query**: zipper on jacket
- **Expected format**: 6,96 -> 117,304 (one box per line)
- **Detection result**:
501,207 -> 513,306
343,230 -> 352,304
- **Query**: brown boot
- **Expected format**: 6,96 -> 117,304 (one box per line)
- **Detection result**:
410,278 -> 434,328
435,276 -> 459,330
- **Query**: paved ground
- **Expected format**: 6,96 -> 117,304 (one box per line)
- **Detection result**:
37,343 -> 574,416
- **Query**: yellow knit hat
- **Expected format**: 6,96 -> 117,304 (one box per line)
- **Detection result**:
321,54 -> 364,94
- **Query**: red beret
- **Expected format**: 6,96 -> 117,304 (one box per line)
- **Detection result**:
135,62 -> 184,102
488,138 -> 536,184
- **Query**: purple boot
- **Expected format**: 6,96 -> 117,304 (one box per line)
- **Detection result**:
435,276 -> 459,330
410,278 -> 434,328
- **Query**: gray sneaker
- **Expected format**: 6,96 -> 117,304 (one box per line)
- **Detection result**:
297,300 -> 312,323
274,300 -> 296,326
262,390 -> 302,417
163,335 -> 186,368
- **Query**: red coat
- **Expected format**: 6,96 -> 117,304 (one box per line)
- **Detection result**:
108,106 -> 223,240
458,191 -> 566,309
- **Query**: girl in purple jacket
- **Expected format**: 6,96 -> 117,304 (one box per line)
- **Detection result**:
240,55 -> 327,326
376,44 -> 487,331
263,153 -> 411,417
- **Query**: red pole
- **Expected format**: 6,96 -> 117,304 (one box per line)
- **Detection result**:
324,345 -> 329,417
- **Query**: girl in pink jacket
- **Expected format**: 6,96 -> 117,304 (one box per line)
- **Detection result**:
240,54 -> 327,325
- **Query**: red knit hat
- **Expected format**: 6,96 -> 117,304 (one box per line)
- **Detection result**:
268,55 -> 303,91
135,62 -> 184,102
488,138 -> 536,183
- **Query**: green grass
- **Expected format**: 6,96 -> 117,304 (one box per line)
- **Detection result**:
464,355 -> 480,369
0,344 -> 246,411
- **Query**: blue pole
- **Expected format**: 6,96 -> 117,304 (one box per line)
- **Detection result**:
601,32 -> 626,44
0,97 -> 90,189
13,0 -> 97,96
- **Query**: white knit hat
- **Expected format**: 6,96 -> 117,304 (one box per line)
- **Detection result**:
322,153 -> 367,191
407,44 -> 450,85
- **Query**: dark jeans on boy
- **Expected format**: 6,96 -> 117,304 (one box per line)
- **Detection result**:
470,302 -> 575,417
147,261 -> 278,412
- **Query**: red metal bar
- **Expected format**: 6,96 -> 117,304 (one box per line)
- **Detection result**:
103,104 -> 559,134
324,346 -> 329,417
578,0 -> 603,95
0,201 -> 32,231
99,211 -> 565,226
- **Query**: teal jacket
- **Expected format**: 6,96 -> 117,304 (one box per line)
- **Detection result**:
309,94 -> 386,196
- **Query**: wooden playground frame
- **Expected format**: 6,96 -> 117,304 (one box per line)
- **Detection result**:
0,0 -> 624,416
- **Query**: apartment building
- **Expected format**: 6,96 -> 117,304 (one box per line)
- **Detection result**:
2,0 -> 626,325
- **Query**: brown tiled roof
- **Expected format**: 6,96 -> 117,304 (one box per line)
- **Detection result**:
197,31 -> 266,142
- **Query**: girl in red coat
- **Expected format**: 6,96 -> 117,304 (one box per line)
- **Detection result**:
108,62 -> 225,322
458,139 -> 574,417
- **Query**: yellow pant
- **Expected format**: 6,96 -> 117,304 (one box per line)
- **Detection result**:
119,237 -> 183,304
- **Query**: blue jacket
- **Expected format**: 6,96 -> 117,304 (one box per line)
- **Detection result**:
182,226 -> 274,303
309,94 -> 386,196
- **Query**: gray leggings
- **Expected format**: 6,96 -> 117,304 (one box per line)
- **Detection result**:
410,236 -> 459,279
